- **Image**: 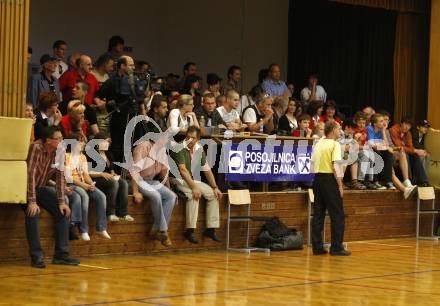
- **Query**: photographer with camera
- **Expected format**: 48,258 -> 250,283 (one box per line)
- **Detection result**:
96,56 -> 148,170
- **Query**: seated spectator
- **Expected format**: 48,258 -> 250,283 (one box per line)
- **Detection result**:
320,100 -> 342,125
272,97 -> 288,133
277,98 -> 298,136
413,119 -> 429,148
389,117 -> 429,186
215,94 -> 227,108
131,130 -> 177,247
65,132 -> 110,241
34,92 -> 62,140
204,73 -> 222,98
25,126 -> 79,268
287,83 -> 295,98
300,74 -> 327,105
179,62 -> 198,91
88,133 -> 134,222
168,91 -> 180,110
412,119 -> 430,169
147,95 -> 169,132
239,85 -> 264,115
312,122 -> 325,139
292,114 -> 312,137
182,75 -> 202,108
380,112 -> 417,198
366,114 -> 395,190
27,54 -> 61,108
25,102 -> 36,142
362,106 -> 375,124
60,100 -> 88,138
307,100 -> 324,130
52,40 -> 68,79
72,81 -> 100,135
216,90 -> 247,131
340,121 -> 366,190
59,54 -> 104,113
223,65 -> 242,95
261,63 -> 290,98
195,93 -> 226,128
91,54 -> 114,86
380,111 -> 413,187
67,52 -> 81,71
167,94 -> 200,136
170,126 -> 222,244
243,93 -> 274,133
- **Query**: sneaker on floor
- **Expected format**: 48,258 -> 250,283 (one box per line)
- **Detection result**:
385,182 -> 396,190
330,249 -> 352,256
121,215 -> 134,222
373,182 -> 386,190
31,259 -> 46,269
108,214 -> 120,222
81,232 -> 90,241
403,185 -> 417,200
97,230 -> 111,239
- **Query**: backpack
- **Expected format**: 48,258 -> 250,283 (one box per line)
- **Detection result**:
255,217 -> 304,251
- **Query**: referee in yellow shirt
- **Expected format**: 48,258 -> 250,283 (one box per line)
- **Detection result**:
311,121 -> 351,256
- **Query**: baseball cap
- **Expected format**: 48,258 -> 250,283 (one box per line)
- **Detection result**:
40,54 -> 57,65
417,119 -> 430,128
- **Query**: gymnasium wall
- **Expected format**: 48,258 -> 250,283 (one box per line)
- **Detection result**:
28,0 -> 289,93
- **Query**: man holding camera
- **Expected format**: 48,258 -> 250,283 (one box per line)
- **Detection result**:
96,56 -> 147,168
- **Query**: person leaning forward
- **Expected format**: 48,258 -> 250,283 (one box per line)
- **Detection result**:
170,126 -> 222,244
25,126 -> 80,268
310,121 -> 351,256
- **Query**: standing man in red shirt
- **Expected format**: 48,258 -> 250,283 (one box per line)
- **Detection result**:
59,54 -> 105,114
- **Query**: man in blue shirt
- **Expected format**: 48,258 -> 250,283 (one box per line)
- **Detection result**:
261,64 -> 290,98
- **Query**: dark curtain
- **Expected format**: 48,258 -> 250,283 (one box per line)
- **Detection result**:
288,0 -> 397,116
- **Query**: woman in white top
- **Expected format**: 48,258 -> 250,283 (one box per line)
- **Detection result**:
167,94 -> 200,135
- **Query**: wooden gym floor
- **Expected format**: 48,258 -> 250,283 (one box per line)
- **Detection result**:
0,238 -> 440,305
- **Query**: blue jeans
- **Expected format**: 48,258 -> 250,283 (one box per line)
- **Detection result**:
66,191 -> 82,225
137,180 -> 177,231
24,187 -> 69,261
71,185 -> 107,233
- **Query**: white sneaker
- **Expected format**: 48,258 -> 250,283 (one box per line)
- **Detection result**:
121,215 -> 134,222
403,179 -> 413,188
81,233 -> 91,241
403,185 -> 417,200
97,230 -> 111,239
108,214 -> 120,222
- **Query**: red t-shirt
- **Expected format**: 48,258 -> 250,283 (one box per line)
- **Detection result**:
61,115 -> 88,138
59,70 -> 99,106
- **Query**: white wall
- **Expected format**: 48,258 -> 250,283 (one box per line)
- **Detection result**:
29,0 -> 289,92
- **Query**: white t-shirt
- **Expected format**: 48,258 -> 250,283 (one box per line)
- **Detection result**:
238,95 -> 255,115
167,108 -> 194,133
243,106 -> 263,124
216,106 -> 240,124
300,85 -> 327,102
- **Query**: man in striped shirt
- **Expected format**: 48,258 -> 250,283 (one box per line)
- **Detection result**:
25,126 -> 79,268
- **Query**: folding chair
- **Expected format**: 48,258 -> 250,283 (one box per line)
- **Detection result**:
226,189 -> 270,254
416,187 -> 439,240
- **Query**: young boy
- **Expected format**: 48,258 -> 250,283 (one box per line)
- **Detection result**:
340,120 -> 366,190
292,114 -> 312,137
366,113 -> 395,190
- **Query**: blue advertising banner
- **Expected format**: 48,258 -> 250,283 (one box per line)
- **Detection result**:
224,142 -> 314,182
